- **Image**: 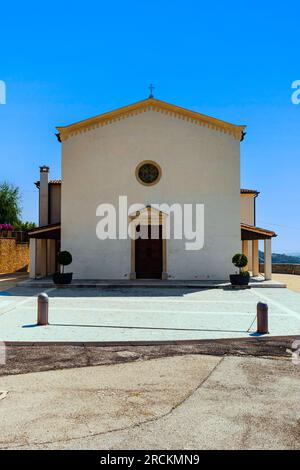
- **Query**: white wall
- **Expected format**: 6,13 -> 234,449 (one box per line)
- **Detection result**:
61,110 -> 241,280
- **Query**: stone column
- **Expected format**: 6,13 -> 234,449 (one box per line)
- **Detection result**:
242,240 -> 249,269
264,238 -> 272,281
47,239 -> 56,274
40,239 -> 47,276
252,239 -> 259,277
36,239 -> 47,277
29,238 -> 37,279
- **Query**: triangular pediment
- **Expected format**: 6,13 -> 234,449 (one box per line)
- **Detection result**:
56,98 -> 246,142
128,205 -> 168,220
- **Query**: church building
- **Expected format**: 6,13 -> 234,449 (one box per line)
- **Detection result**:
28,96 -> 276,281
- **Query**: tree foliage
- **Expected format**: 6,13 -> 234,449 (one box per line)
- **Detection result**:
14,220 -> 37,231
57,251 -> 72,273
232,253 -> 248,273
0,182 -> 36,229
0,182 -> 21,225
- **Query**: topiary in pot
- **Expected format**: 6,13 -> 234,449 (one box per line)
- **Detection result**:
230,253 -> 250,286
53,250 -> 73,285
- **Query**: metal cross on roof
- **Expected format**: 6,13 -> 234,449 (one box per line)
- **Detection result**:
148,84 -> 154,98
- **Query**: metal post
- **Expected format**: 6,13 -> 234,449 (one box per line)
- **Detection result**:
37,293 -> 49,325
257,302 -> 268,334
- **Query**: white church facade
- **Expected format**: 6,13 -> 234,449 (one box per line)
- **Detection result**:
29,97 -> 276,281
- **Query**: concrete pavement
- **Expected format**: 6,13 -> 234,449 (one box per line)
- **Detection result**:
0,354 -> 299,450
0,354 -> 220,448
0,286 -> 300,342
0,273 -> 28,292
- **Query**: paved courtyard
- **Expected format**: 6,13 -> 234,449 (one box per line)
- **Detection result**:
0,286 -> 300,342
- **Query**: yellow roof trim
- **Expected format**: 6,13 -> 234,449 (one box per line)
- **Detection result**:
240,193 -> 257,197
56,98 -> 246,142
240,188 -> 259,197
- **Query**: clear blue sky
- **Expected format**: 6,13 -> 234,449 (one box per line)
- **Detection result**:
0,1 -> 299,253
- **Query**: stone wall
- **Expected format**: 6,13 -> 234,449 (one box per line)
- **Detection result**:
0,238 -> 29,273
259,263 -> 300,275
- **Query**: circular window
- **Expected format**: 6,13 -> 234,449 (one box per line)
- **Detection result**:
136,161 -> 161,186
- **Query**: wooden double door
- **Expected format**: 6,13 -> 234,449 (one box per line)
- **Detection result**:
135,225 -> 163,279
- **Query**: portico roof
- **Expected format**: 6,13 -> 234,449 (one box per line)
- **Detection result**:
241,223 -> 277,240
28,222 -> 276,241
28,223 -> 61,240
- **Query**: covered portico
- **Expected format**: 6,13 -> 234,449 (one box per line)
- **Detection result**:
28,222 -> 276,281
28,224 -> 61,278
241,223 -> 277,281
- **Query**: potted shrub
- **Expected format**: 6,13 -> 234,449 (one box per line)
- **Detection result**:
53,250 -> 73,285
230,253 -> 250,286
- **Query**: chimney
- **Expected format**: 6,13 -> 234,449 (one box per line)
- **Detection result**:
39,165 -> 49,226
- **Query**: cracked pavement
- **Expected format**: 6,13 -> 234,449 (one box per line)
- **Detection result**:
0,354 -> 299,450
